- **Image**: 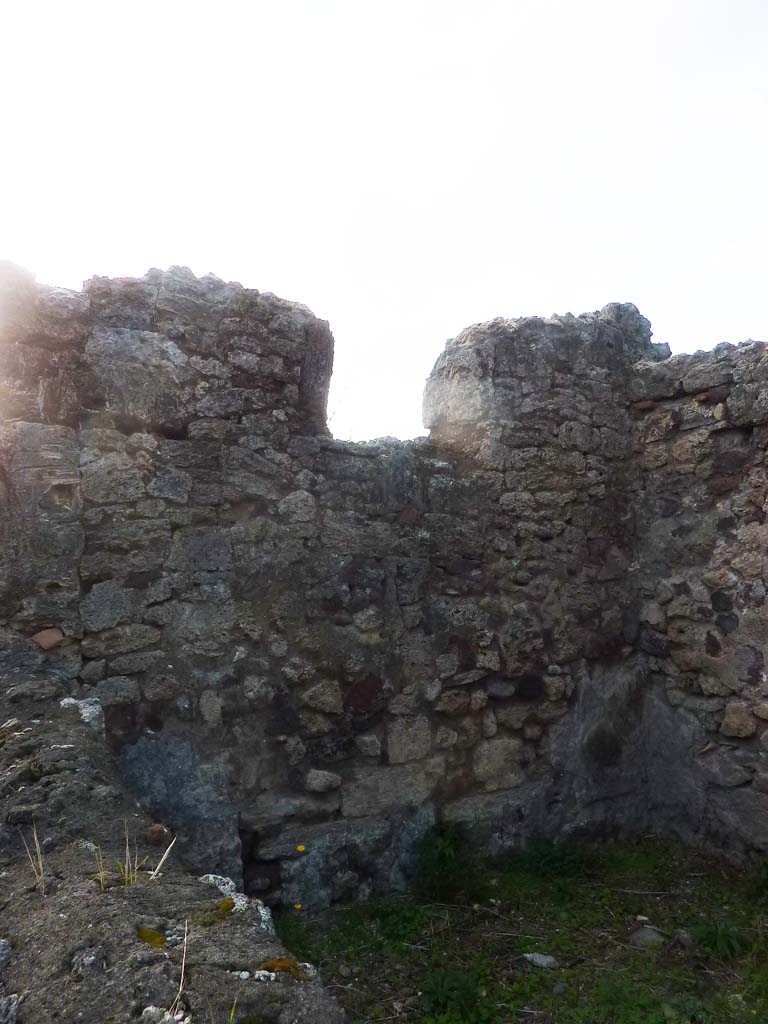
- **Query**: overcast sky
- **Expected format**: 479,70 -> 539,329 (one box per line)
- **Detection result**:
2,0 -> 767,439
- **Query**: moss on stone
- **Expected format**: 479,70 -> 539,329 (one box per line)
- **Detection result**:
136,925 -> 166,948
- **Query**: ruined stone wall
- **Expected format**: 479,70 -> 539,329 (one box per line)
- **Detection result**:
626,344 -> 768,855
2,262 -> 768,910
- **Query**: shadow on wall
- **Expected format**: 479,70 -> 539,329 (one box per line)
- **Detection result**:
120,733 -> 242,881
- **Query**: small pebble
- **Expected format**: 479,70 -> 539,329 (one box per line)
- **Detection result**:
675,928 -> 695,951
523,952 -> 559,969
140,1009 -> 165,1023
629,925 -> 665,949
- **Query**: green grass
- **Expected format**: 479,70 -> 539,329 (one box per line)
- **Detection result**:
414,823 -> 490,904
275,834 -> 768,1024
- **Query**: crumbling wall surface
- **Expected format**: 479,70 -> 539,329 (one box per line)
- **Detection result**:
2,261 -> 768,911
628,343 -> 768,855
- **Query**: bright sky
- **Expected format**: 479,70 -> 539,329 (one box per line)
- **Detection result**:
2,1 -> 767,440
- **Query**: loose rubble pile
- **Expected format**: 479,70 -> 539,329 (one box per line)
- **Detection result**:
2,260 -> 768,943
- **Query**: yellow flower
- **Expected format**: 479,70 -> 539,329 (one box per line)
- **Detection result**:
294,903 -> 302,911
296,844 -> 306,853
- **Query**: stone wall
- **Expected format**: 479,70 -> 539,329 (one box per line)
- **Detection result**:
2,261 -> 768,910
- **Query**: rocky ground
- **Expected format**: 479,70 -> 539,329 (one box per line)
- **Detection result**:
275,834 -> 768,1024
0,681 -> 345,1023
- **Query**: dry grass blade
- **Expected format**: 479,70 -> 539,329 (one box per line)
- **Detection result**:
117,821 -> 148,885
94,844 -> 106,892
20,821 -> 45,890
149,835 -> 177,880
168,919 -> 188,1016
